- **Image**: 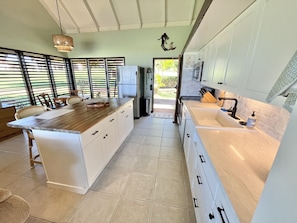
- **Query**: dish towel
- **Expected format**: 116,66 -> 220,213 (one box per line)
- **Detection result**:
266,50 -> 297,112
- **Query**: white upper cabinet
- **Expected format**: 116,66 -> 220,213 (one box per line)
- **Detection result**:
199,0 -> 297,105
201,40 -> 217,84
242,0 -> 297,102
212,28 -> 233,86
224,3 -> 258,89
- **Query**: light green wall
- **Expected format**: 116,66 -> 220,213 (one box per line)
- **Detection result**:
68,27 -> 191,68
0,0 -> 192,67
0,0 -> 65,57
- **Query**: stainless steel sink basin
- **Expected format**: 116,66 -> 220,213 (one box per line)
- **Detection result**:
189,108 -> 244,129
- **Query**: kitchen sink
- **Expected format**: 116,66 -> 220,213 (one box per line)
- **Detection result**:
189,108 -> 245,129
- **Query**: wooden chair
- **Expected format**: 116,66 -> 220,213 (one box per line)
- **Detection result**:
53,97 -> 67,108
66,96 -> 82,105
36,93 -> 54,108
70,90 -> 81,96
15,105 -> 47,168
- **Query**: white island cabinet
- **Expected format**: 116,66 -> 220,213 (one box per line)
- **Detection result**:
26,99 -> 134,194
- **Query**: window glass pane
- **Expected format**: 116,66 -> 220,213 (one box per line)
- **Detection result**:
89,59 -> 107,97
50,56 -> 70,97
0,49 -> 30,109
23,52 -> 53,105
107,58 -> 125,98
71,59 -> 90,98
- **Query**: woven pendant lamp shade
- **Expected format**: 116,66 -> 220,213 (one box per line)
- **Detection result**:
52,34 -> 74,52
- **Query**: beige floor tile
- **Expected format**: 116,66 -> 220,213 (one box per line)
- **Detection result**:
160,146 -> 183,161
130,127 -> 149,136
153,178 -> 186,207
188,210 -> 197,223
91,168 -> 129,195
143,136 -> 162,146
151,118 -> 165,124
28,187 -> 83,222
161,137 -> 182,147
122,173 -> 155,201
70,191 -> 119,223
150,123 -> 164,130
163,129 -> 180,138
149,204 -> 189,223
107,153 -> 137,171
22,164 -> 47,181
0,151 -> 27,171
126,135 -> 145,144
132,156 -> 158,175
25,216 -> 52,223
2,156 -> 33,176
8,176 -> 83,222
110,198 -> 150,223
148,129 -> 163,137
157,159 -> 184,182
138,144 -> 160,158
117,142 -> 140,156
0,172 -> 19,187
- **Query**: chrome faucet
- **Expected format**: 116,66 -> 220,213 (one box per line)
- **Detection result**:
218,97 -> 238,119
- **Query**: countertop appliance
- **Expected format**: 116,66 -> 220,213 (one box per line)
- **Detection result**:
117,66 -> 145,118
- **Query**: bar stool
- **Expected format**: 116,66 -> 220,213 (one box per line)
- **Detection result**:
15,105 -> 48,168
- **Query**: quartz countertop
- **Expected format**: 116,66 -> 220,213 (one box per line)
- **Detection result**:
184,101 -> 279,223
7,98 -> 133,134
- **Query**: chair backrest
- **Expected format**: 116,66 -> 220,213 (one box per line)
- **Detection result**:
36,93 -> 54,108
15,105 -> 47,120
66,96 -> 82,105
70,90 -> 81,96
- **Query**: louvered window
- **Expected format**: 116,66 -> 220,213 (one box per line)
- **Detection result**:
71,57 -> 124,98
49,56 -> 70,97
71,59 -> 91,98
0,47 -> 125,109
22,52 -> 53,105
0,49 -> 30,109
89,59 -> 107,97
107,58 -> 124,98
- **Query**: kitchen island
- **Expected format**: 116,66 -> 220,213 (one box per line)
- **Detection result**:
7,98 -> 134,194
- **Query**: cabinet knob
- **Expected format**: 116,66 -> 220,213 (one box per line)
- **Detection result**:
187,133 -> 190,138
209,213 -> 215,220
217,82 -> 223,85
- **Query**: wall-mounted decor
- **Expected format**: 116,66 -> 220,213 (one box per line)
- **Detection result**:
158,33 -> 176,51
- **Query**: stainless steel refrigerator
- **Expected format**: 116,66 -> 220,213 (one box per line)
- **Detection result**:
117,66 -> 145,118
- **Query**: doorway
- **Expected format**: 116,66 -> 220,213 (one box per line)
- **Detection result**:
152,58 -> 178,119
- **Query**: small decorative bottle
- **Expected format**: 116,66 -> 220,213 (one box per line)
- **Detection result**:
246,111 -> 256,128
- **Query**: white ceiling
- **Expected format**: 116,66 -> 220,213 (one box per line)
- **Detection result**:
39,0 -> 204,34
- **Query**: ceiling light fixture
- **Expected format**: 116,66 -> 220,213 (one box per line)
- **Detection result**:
52,0 -> 74,52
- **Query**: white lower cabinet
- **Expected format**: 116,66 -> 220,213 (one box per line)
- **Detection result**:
34,101 -> 134,194
184,119 -> 239,223
117,100 -> 134,145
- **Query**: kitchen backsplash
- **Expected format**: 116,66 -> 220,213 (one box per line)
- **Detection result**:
217,91 -> 290,142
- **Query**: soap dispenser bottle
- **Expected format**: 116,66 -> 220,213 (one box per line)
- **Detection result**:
246,111 -> 256,128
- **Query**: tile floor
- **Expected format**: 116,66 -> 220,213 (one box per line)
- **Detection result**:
0,116 -> 196,223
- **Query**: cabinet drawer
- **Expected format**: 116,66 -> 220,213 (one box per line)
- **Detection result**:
81,121 -> 105,148
194,135 -> 218,198
101,111 -> 117,127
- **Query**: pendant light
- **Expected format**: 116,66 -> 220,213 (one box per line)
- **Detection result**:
52,0 -> 74,52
